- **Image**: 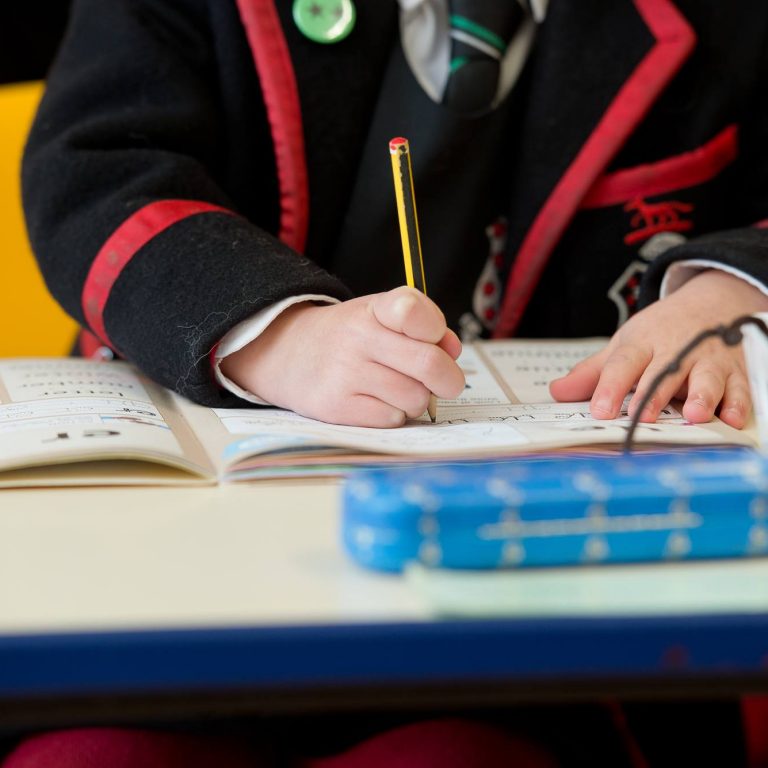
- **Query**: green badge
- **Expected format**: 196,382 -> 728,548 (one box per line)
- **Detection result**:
292,0 -> 356,44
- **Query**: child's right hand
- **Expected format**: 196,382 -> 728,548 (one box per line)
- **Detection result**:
219,286 -> 465,427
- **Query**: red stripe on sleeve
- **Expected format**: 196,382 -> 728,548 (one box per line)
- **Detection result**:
81,199 -> 234,351
78,328 -> 114,360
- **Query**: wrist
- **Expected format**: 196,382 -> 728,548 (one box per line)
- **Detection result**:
219,301 -> 319,401
679,269 -> 768,312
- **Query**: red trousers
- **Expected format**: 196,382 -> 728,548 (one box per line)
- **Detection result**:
5,698 -> 766,767
0,719 -> 557,768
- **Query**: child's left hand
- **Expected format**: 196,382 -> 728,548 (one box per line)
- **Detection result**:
549,269 -> 768,428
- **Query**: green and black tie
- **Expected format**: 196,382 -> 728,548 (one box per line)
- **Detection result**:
443,0 -> 524,116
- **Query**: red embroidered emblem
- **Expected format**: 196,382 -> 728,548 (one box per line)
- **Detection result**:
623,196 -> 694,245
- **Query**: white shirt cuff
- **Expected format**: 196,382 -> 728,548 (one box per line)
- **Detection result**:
660,259 -> 768,299
213,294 -> 340,404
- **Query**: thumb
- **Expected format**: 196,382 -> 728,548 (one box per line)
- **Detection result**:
371,286 -> 447,344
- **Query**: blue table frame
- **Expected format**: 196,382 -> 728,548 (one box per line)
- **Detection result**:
2,613 -> 768,728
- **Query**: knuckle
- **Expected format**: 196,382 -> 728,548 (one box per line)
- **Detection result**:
430,362 -> 465,400
695,363 -> 724,382
637,363 -> 681,399
384,408 -> 407,428
604,348 -> 641,370
638,371 -> 674,401
345,322 -> 368,349
731,385 -> 752,406
417,344 -> 443,379
724,378 -> 751,412
724,399 -> 746,417
635,392 -> 658,412
685,381 -> 718,407
448,366 -> 467,398
449,377 -> 466,400
404,388 -> 431,419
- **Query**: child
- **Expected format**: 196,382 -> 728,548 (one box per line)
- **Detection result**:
14,0 -> 768,764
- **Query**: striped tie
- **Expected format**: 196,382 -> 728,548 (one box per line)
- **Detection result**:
443,0 -> 524,116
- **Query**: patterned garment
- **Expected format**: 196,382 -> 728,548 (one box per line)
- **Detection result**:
398,0 -> 548,111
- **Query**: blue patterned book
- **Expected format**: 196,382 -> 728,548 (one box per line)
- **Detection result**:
342,448 -> 768,572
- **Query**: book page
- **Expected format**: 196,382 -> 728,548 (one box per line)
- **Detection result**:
475,337 -> 607,403
182,339 -> 754,479
0,359 -> 215,482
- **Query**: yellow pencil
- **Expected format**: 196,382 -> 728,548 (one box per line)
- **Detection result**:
389,136 -> 437,423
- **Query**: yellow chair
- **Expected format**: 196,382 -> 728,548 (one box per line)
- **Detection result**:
0,81 -> 76,356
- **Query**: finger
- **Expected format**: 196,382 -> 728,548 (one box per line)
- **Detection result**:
718,371 -> 752,429
589,344 -> 652,419
680,359 -> 728,423
629,361 -> 691,423
549,347 -> 610,402
313,394 -> 407,429
354,362 -> 432,420
438,328 -> 462,360
367,324 -> 465,400
371,286 -> 447,343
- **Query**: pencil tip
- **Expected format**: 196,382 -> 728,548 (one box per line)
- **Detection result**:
428,396 -> 437,423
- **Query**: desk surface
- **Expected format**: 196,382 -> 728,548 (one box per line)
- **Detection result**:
1,481 -> 768,727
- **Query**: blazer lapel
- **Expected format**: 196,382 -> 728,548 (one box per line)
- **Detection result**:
235,0 -> 398,254
494,0 -> 695,338
273,1 -> 399,258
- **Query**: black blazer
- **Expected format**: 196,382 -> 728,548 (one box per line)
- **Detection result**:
22,0 -> 768,405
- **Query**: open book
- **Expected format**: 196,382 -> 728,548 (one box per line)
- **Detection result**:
0,339 -> 756,487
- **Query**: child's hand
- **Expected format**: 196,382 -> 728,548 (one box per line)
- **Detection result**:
549,270 -> 768,428
220,286 -> 465,427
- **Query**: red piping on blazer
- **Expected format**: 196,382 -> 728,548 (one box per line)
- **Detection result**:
81,200 -> 233,350
493,0 -> 696,338
582,124 -> 738,209
78,328 -> 109,359
235,0 -> 309,253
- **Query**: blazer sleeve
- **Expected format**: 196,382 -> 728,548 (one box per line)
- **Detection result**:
22,0 -> 353,407
639,37 -> 768,308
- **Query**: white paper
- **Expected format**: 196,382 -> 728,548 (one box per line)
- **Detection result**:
1,358 -> 154,403
216,410 -> 530,458
212,337 -> 725,462
444,345 -> 510,405
483,338 -> 606,403
0,359 -> 182,466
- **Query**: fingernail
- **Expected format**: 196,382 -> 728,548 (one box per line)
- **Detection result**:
592,398 -> 613,417
392,295 -> 416,319
722,404 -> 746,427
